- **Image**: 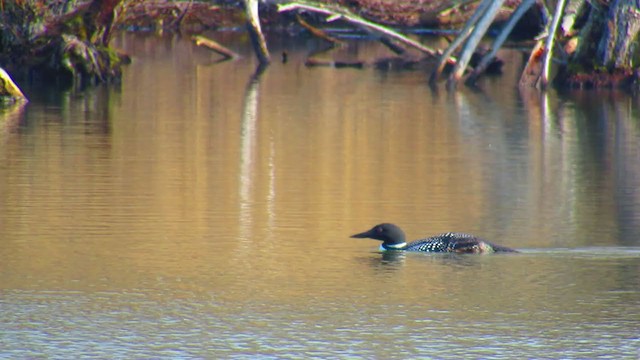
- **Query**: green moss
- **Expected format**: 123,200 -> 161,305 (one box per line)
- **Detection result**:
61,14 -> 89,41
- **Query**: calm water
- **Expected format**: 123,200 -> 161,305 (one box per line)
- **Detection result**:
1,32 -> 640,359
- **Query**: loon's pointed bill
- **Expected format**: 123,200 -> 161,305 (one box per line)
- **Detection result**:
352,223 -> 518,254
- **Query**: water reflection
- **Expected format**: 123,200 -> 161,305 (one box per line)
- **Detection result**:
238,66 -> 265,244
0,101 -> 26,144
374,250 -> 498,268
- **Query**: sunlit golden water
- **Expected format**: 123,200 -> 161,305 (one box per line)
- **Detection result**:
1,33 -> 639,358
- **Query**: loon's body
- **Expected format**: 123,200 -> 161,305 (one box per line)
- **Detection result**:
351,223 -> 518,254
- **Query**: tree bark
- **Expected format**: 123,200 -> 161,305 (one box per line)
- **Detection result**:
467,0 -> 536,85
555,0 -> 640,88
539,0 -> 566,89
431,0 -> 492,83
84,0 -> 123,46
446,0 -> 506,88
596,0 -> 640,69
244,0 -> 271,65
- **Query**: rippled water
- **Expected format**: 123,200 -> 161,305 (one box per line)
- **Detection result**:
1,32 -> 639,359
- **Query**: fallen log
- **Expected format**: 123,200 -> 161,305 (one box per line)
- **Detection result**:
192,35 -> 240,60
296,14 -> 344,45
430,0 -> 493,83
277,1 -> 440,57
430,0 -> 507,88
466,0 -> 536,85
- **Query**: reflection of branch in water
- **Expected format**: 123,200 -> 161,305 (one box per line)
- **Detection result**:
81,85 -> 114,136
238,65 -> 267,243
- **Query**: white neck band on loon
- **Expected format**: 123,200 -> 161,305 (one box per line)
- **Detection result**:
379,242 -> 407,251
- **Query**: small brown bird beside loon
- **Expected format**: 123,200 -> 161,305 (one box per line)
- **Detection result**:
351,223 -> 518,253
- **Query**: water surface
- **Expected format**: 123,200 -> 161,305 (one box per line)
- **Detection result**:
1,32 -> 639,359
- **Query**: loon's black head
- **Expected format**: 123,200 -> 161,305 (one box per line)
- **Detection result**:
351,223 -> 407,249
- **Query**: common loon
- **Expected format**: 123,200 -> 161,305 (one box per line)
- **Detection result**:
351,223 -> 518,253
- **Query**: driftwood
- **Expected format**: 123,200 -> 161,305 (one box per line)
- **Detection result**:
430,0 -> 493,83
192,35 -> 240,60
0,68 -> 28,103
466,0 -> 536,85
430,0 -> 506,88
296,14 -> 344,45
244,0 -> 270,65
277,1 -> 440,57
539,0 -> 566,89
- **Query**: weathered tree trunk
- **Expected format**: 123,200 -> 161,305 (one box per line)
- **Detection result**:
539,0 -> 566,89
556,0 -> 640,88
244,0 -> 271,65
596,0 -> 640,69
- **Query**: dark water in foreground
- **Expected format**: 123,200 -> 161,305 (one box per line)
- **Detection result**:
1,33 -> 639,358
